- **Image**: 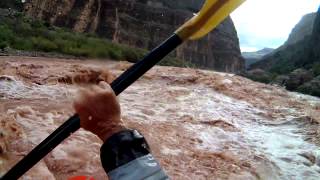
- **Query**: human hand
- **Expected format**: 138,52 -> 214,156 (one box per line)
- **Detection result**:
74,81 -> 126,141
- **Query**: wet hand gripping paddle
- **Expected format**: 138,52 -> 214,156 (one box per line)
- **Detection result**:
1,0 -> 245,179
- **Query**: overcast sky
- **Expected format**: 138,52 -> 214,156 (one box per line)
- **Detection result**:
231,0 -> 320,52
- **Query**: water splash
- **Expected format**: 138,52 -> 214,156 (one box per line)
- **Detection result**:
0,75 -> 74,100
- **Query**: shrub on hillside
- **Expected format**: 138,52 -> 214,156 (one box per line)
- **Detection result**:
11,37 -> 34,50
285,68 -> 314,91
297,76 -> 320,97
245,69 -> 274,84
31,37 -> 58,52
0,25 -> 14,47
0,0 -> 23,10
121,46 -> 146,62
312,63 -> 320,76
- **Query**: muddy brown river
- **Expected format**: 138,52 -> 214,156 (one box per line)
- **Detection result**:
0,56 -> 320,180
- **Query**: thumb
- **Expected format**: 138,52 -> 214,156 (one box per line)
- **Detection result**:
98,81 -> 115,96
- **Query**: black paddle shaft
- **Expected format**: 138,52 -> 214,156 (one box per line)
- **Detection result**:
1,34 -> 182,180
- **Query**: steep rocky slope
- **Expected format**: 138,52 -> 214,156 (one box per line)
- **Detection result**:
311,7 -> 320,60
284,13 -> 317,46
250,9 -> 319,73
24,0 -> 244,73
0,56 -> 319,179
248,8 -> 320,96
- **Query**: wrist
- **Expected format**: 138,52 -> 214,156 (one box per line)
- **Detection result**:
96,123 -> 127,142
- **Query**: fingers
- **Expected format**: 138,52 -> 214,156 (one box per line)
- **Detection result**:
74,97 -> 90,122
98,81 -> 111,89
73,81 -> 119,118
73,83 -> 116,115
73,88 -> 85,108
73,89 -> 96,130
73,89 -> 89,114
72,82 -> 123,139
98,81 -> 116,96
85,81 -> 113,96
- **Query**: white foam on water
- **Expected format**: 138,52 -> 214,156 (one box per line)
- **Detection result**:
0,75 -> 73,100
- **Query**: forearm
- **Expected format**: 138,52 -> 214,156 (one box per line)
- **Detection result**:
100,129 -> 169,180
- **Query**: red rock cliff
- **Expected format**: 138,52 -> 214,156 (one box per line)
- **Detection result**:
24,0 -> 244,73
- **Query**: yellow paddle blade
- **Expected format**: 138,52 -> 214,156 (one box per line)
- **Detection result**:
175,0 -> 246,40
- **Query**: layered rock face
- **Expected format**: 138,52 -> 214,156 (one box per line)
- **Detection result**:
24,0 -> 244,73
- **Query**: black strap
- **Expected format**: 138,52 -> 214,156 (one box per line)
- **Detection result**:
100,129 -> 151,172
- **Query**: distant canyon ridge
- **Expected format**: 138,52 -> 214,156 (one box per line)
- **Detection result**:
23,0 -> 244,73
246,10 -> 320,97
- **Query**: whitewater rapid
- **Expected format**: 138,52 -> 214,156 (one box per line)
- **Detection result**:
0,56 -> 319,179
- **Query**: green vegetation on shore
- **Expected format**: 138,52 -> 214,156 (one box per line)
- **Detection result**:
0,10 -> 193,67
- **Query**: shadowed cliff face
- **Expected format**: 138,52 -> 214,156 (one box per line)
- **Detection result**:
250,9 -> 320,73
312,8 -> 320,45
284,13 -> 316,46
24,0 -> 244,73
246,9 -> 320,97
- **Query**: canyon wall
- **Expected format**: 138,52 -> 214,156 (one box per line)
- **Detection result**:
24,0 -> 244,73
